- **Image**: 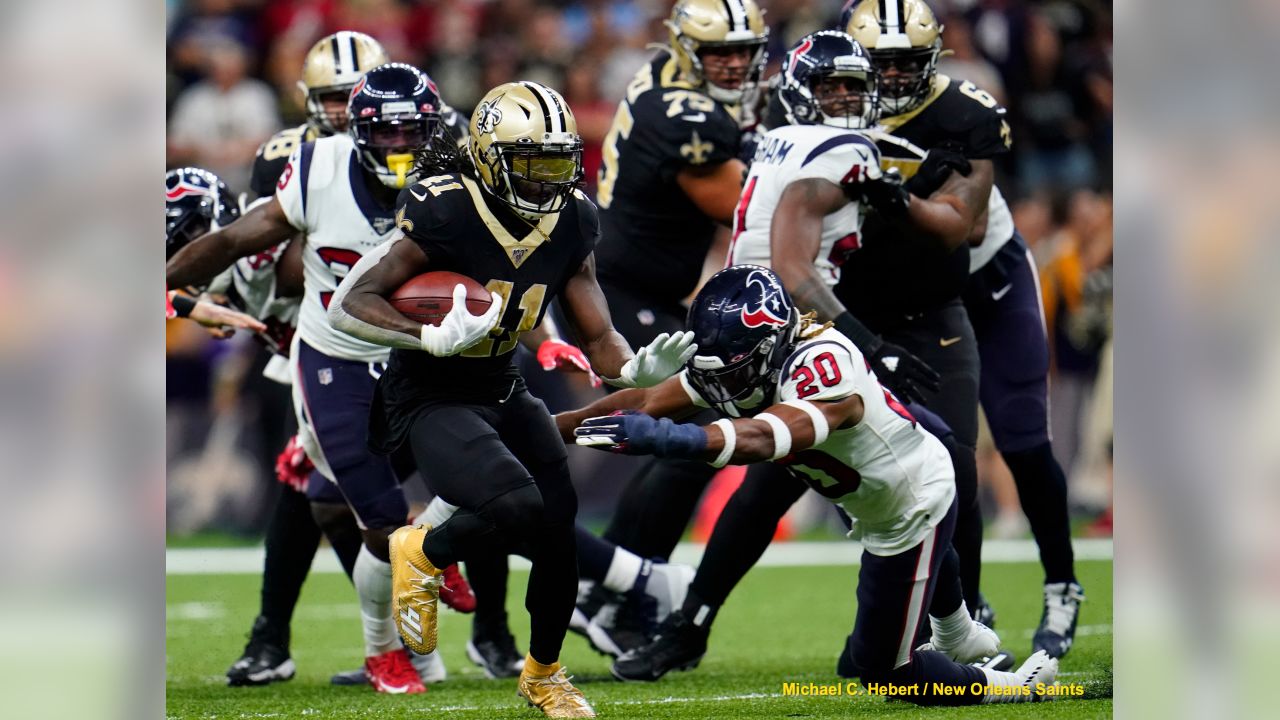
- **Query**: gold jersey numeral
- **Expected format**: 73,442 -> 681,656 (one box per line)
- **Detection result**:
460,281 -> 548,358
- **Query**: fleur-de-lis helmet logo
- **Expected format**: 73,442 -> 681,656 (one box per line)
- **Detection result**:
476,95 -> 505,134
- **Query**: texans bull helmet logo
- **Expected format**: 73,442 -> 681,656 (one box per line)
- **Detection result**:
740,269 -> 790,328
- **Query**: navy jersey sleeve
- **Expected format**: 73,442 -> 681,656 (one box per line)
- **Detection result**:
394,176 -> 465,262
632,89 -> 740,183
939,79 -> 1012,159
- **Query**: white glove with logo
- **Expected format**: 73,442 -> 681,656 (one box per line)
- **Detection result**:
419,284 -> 504,356
608,331 -> 699,388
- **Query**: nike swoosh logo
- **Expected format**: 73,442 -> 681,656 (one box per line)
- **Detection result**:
940,337 -> 962,347
991,283 -> 1013,301
409,188 -> 429,202
681,113 -> 707,122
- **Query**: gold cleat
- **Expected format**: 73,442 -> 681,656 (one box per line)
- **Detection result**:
389,524 -> 443,655
517,656 -> 596,718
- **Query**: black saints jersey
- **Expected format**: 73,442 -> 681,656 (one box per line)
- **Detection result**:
369,173 -> 599,453
764,75 -> 1012,328
594,51 -> 742,304
250,124 -> 318,199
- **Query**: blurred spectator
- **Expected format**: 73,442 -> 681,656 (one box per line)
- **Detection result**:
937,13 -> 1007,107
519,5 -> 573,90
1040,188 -> 1112,477
167,38 -> 280,192
328,0 -> 413,60
168,0 -> 262,92
564,63 -> 615,195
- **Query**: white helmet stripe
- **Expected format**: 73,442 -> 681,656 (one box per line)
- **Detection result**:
333,31 -> 355,75
878,0 -> 911,48
524,81 -> 564,134
720,0 -> 748,32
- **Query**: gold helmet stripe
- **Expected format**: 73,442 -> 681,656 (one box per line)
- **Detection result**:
523,81 -> 565,134
877,0 -> 912,49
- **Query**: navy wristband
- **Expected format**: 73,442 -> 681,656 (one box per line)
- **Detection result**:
171,294 -> 197,318
651,417 -> 709,459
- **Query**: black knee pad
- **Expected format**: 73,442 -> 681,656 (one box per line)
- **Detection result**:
479,483 -> 546,539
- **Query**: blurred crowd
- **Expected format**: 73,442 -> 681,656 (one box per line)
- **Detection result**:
165,0 -> 1113,536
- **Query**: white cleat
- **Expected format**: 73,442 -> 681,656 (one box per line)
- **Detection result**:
932,620 -> 1001,664
980,649 -> 1059,703
645,562 -> 695,623
408,647 -> 448,684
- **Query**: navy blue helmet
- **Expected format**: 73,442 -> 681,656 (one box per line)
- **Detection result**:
347,63 -> 445,189
165,167 -> 239,259
777,30 -> 879,129
685,265 -> 799,417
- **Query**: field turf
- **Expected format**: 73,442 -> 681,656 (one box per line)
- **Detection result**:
167,557 -> 1111,719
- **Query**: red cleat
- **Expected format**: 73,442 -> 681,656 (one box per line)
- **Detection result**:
364,648 -> 426,694
440,563 -> 476,613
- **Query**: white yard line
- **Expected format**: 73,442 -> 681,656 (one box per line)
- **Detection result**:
167,538 -> 1112,575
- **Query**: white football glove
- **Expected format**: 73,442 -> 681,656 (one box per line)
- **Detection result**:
419,284 -> 504,356
608,331 -> 699,388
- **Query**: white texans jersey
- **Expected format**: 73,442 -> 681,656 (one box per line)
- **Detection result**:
206,197 -> 298,329
276,134 -> 397,362
728,124 -> 881,287
681,326 -> 955,555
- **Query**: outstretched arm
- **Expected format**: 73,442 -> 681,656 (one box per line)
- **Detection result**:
166,196 -> 297,289
553,374 -> 699,442
574,394 -> 863,467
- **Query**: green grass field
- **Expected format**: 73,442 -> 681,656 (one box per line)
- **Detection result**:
167,558 -> 1111,719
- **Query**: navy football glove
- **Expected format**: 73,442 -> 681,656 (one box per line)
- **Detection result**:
574,411 -> 708,459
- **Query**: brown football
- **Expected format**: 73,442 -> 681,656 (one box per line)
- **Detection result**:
389,271 -> 491,327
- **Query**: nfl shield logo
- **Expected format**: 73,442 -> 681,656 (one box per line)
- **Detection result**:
373,216 -> 397,234
318,368 -> 333,385
512,248 -> 527,265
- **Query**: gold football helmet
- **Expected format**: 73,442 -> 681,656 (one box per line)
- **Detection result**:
667,0 -> 769,104
469,82 -> 583,220
841,0 -> 944,115
298,31 -> 389,135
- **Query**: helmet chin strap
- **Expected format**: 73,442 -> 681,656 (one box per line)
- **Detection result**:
706,82 -> 746,104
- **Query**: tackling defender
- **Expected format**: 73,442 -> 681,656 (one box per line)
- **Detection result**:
567,266 -> 1059,706
327,81 -> 696,718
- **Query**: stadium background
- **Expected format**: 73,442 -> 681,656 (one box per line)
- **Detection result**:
164,0 -> 1113,542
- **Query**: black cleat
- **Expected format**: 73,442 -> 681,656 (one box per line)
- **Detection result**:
226,616 -> 295,686
611,610 -> 707,682
973,593 -> 997,628
587,593 -> 656,658
1033,582 -> 1084,658
972,650 -> 1017,672
569,581 -> 609,639
466,632 -> 524,679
